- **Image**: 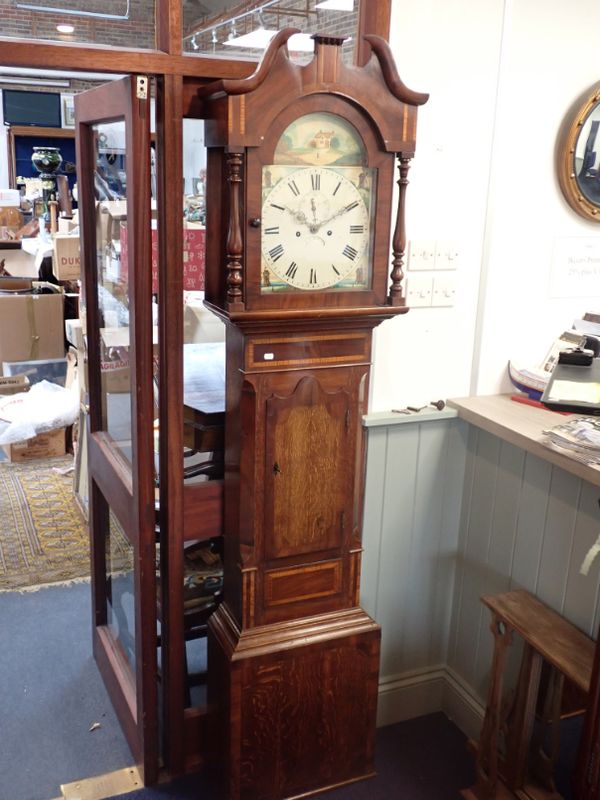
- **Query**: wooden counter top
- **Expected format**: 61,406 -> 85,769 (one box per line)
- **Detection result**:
448,394 -> 600,488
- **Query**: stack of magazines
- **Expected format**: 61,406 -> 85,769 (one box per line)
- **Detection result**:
543,417 -> 600,466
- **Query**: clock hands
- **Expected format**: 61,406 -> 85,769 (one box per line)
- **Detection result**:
308,200 -> 360,234
269,177 -> 364,239
281,205 -> 310,226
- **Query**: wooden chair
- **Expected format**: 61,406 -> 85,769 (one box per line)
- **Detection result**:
0,206 -> 24,241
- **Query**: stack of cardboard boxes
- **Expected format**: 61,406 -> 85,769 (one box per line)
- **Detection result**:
0,277 -> 69,461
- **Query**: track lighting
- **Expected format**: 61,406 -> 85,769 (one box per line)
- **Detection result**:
256,8 -> 267,29
228,19 -> 238,41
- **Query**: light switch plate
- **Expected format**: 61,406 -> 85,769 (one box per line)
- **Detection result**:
406,275 -> 433,307
434,240 -> 460,270
408,239 -> 436,271
432,275 -> 456,307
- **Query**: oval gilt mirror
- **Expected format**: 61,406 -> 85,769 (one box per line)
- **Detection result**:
557,82 -> 600,221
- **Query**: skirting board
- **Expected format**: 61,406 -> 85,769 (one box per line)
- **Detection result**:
377,664 -> 485,743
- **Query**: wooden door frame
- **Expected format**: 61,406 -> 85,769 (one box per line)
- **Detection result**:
76,75 -> 157,782
0,0 -> 393,782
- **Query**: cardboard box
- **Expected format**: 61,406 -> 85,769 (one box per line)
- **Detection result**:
2,426 -> 65,462
3,357 -> 69,387
77,351 -> 88,395
58,217 -> 78,234
0,374 -> 30,395
52,234 -> 80,281
96,200 -> 127,251
0,190 -> 21,207
101,357 -> 131,394
184,293 -> 225,344
0,293 -> 65,370
0,277 -> 34,292
65,318 -> 85,351
0,247 -> 37,277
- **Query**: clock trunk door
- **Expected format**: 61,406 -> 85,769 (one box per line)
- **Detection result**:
75,76 -> 158,782
264,376 -> 353,562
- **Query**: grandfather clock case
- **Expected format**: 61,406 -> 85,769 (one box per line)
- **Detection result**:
198,31 -> 427,800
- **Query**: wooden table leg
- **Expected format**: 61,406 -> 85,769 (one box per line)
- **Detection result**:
529,667 -> 565,794
504,643 -> 543,789
471,615 -> 514,798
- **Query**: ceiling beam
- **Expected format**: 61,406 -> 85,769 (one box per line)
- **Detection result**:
0,37 -> 255,79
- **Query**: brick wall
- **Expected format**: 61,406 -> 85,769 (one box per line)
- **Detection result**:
0,0 -> 358,59
0,0 -> 155,48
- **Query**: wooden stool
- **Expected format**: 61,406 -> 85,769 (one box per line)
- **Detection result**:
462,589 -> 594,800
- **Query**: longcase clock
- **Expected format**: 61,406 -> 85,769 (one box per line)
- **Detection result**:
197,29 -> 428,800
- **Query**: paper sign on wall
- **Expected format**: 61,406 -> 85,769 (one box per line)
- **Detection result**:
550,237 -> 600,298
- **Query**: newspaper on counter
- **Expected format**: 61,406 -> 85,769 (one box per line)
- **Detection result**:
542,417 -> 600,465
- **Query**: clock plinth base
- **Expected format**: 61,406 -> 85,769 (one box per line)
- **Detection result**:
208,603 -> 380,800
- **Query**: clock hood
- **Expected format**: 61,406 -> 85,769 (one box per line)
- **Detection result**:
197,27 -> 428,156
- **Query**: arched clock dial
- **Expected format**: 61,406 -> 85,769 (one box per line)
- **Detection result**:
261,167 -> 371,291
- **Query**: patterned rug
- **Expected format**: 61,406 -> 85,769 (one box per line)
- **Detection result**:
0,455 -> 129,592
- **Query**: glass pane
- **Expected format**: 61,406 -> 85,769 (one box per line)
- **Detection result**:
183,0 -> 359,64
2,0 -> 156,48
106,510 -> 136,672
179,120 -> 225,710
93,120 -> 133,465
182,117 -> 225,466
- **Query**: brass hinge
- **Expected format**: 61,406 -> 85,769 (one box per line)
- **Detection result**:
136,75 -> 148,100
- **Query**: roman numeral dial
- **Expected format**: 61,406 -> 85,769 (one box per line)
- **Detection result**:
261,165 -> 372,291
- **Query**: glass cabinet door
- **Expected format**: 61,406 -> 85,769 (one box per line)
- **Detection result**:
75,75 -> 158,783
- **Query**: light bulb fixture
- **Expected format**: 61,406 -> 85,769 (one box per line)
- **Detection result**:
228,19 -> 238,41
185,0 -> 283,51
255,8 -> 267,29
315,0 -> 354,9
0,76 -> 70,87
224,28 -> 277,49
56,23 -> 74,34
16,0 -> 130,20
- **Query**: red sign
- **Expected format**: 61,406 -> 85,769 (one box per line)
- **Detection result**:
120,224 -> 205,292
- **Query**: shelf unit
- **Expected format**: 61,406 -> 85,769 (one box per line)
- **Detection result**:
6,125 -> 76,190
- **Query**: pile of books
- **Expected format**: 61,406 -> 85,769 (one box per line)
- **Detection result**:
543,417 -> 600,466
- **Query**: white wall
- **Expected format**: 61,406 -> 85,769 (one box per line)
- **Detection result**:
372,0 -> 600,411
474,0 -> 600,394
183,118 -> 205,196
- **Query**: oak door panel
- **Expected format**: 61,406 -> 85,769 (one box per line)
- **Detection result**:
264,376 -> 353,560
